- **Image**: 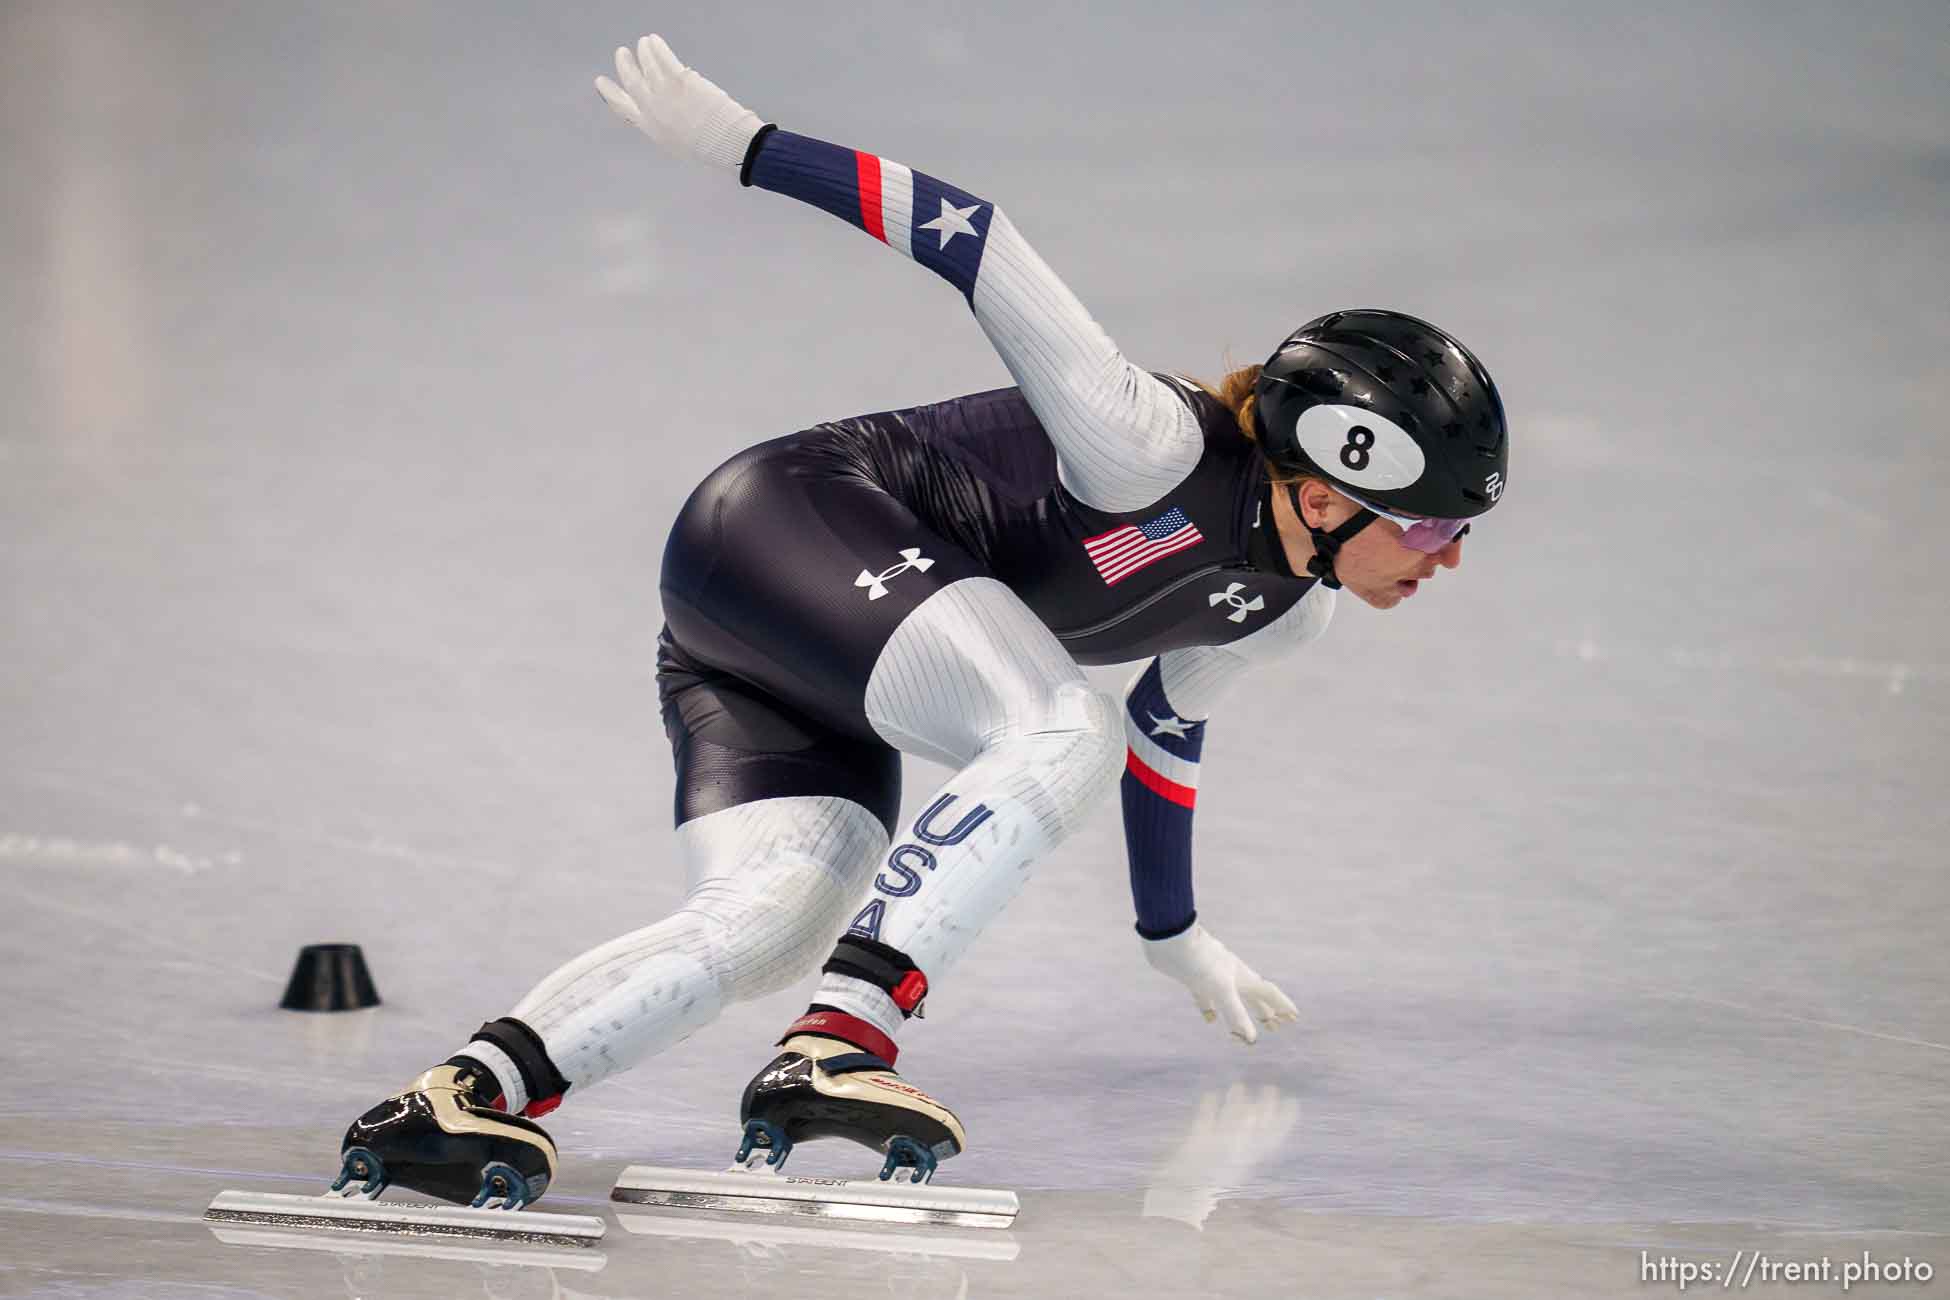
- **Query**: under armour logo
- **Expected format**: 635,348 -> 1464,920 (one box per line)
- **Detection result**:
1485,471 -> 1504,502
855,548 -> 934,600
1208,582 -> 1265,623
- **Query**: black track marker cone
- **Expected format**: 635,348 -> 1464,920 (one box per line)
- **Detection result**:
280,943 -> 381,1011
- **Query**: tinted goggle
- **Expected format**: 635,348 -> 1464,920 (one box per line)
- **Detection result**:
1343,493 -> 1472,553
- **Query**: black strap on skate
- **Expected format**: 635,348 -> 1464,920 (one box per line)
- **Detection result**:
464,1017 -> 572,1113
441,1055 -> 505,1107
817,1051 -> 895,1075
821,937 -> 929,1018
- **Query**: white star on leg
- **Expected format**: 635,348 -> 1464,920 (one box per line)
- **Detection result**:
1148,712 -> 1192,740
918,197 -> 981,249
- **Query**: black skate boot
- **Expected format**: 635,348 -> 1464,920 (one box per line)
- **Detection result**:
736,1009 -> 966,1184
336,1063 -> 558,1209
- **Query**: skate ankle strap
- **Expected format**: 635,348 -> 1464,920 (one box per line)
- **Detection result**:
465,1017 -> 572,1118
782,1011 -> 899,1067
821,937 -> 929,1018
815,1051 -> 894,1076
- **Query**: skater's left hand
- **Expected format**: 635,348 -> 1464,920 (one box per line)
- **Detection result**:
595,34 -> 765,172
1141,923 -> 1298,1045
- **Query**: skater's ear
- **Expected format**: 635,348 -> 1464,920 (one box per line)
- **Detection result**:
1270,475 -> 1343,531
1290,477 -> 1342,530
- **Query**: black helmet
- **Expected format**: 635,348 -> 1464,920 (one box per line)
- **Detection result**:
1254,310 -> 1507,519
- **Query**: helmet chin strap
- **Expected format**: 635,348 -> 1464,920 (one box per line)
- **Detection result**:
1285,482 -> 1377,590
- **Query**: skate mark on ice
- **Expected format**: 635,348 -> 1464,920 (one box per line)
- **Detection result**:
1592,978 -> 1950,1055
1803,485 -> 1891,530
0,1194 -> 204,1226
1553,638 -> 1944,696
0,1149 -> 612,1216
7,886 -> 283,984
0,1148 -> 314,1185
0,830 -> 240,875
7,766 -> 534,882
127,1053 -> 406,1100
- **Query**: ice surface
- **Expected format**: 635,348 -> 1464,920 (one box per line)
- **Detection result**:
3,2 -> 1947,1296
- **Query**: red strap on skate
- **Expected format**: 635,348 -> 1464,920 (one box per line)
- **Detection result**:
889,969 -> 929,1015
783,1011 -> 898,1067
522,1092 -> 564,1119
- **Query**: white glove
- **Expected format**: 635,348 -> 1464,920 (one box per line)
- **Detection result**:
1142,923 -> 1299,1045
594,34 -> 765,172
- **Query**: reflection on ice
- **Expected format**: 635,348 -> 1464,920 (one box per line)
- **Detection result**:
1143,1083 -> 1301,1230
612,1201 -> 1020,1261
207,1226 -> 606,1299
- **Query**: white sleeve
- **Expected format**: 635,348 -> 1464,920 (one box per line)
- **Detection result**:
969,210 -> 1204,513
740,129 -> 1205,513
1148,584 -> 1338,720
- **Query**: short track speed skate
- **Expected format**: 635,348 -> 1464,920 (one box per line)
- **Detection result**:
612,1011 -> 1018,1229
735,1024 -> 965,1183
205,1063 -> 605,1247
334,1063 -> 557,1208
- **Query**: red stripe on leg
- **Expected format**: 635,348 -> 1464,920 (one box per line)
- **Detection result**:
1126,748 -> 1197,808
854,151 -> 885,242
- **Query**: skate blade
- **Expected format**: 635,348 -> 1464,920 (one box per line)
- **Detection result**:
610,1164 -> 1018,1230
203,1190 -> 606,1247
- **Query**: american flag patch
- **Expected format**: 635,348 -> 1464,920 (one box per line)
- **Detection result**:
1082,507 -> 1204,585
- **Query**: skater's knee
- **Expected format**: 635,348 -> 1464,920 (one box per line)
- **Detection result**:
684,870 -> 858,1002
987,681 -> 1123,814
1052,682 -> 1123,787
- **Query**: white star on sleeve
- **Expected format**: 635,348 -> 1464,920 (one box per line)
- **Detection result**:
918,197 -> 981,249
1148,712 -> 1192,740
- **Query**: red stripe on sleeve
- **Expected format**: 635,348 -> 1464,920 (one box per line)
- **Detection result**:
1126,748 -> 1197,808
854,151 -> 885,243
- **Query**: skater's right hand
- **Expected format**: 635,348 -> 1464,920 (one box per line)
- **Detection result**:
595,34 -> 765,172
1141,923 -> 1299,1046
